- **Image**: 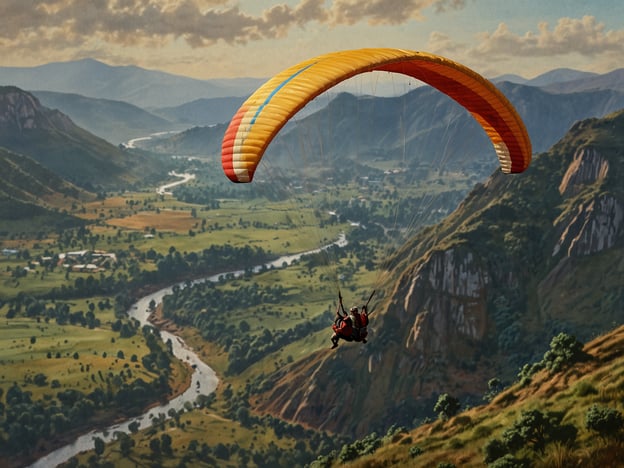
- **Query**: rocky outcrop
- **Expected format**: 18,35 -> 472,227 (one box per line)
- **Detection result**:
553,195 -> 623,257
399,249 -> 489,361
0,87 -> 75,133
558,147 -> 609,197
553,147 -> 623,257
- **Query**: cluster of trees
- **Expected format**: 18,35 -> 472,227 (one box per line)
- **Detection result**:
161,279 -> 333,374
162,280 -> 288,318
430,333 -> 622,467
310,424 -> 408,467
483,409 -> 577,465
0,326 -> 174,458
484,405 -> 623,466
5,295 -> 106,328
224,311 -> 332,374
5,241 -> 272,307
318,188 -> 466,233
517,332 -> 589,386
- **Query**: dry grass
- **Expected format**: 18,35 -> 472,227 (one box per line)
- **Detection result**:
107,209 -> 198,232
347,325 -> 624,468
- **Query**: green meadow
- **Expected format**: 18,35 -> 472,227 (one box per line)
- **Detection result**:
0,301 -> 165,401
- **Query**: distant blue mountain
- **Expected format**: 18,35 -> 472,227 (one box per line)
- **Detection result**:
154,97 -> 247,127
542,68 -> 624,93
140,80 -> 624,186
492,73 -> 528,85
525,68 -> 599,87
34,91 -> 176,144
0,58 -> 265,108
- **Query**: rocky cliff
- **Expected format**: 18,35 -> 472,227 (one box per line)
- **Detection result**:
255,110 -> 624,437
0,86 -> 74,134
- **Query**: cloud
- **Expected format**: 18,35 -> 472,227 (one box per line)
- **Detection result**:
0,0 -> 464,51
473,16 -> 624,58
426,31 -> 465,55
328,0 -> 466,26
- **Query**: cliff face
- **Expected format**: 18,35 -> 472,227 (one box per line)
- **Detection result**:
554,147 -> 622,257
399,248 -> 489,360
0,86 -> 74,134
256,111 -> 624,437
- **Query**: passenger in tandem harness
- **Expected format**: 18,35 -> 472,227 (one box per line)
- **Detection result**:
330,291 -> 373,349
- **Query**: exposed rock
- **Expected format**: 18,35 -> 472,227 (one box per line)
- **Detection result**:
559,147 -> 609,197
400,249 -> 488,360
0,86 -> 74,133
553,194 -> 623,257
552,146 -> 623,258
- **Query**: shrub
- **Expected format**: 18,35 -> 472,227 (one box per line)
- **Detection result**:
454,415 -> 472,427
483,438 -> 508,464
434,393 -> 461,421
472,424 -> 493,439
448,437 -> 464,449
409,445 -> 423,458
585,404 -> 624,441
542,332 -> 587,373
487,453 -> 529,467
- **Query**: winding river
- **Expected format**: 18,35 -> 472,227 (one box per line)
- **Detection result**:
29,233 -> 346,467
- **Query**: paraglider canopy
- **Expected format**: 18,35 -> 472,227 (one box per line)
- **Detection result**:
222,48 -> 532,183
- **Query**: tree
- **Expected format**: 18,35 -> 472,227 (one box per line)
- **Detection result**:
118,433 -> 135,457
236,406 -> 252,427
488,454 -> 529,468
483,438 -> 508,464
94,437 -> 105,456
585,404 -> 624,441
149,437 -> 161,456
502,409 -> 576,455
33,373 -> 48,386
433,393 -> 461,421
409,445 -> 423,458
542,332 -> 587,373
484,378 -> 503,401
160,433 -> 173,456
214,442 -> 229,460
338,443 -> 358,463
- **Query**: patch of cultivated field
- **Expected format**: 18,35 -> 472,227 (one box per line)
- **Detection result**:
108,209 -> 198,232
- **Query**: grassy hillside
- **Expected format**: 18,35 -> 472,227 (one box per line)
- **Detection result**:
0,147 -> 89,231
320,325 -> 624,467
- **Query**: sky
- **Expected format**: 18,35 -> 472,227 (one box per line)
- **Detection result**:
1,0 -> 623,81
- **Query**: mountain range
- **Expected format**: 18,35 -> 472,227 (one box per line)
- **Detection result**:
0,58 -> 265,108
135,77 -> 624,186
3,58 -> 621,108
0,86 -> 177,226
0,59 -> 616,154
0,86 -> 176,189
254,108 -> 624,438
0,59 -> 623,464
32,91 -> 176,145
